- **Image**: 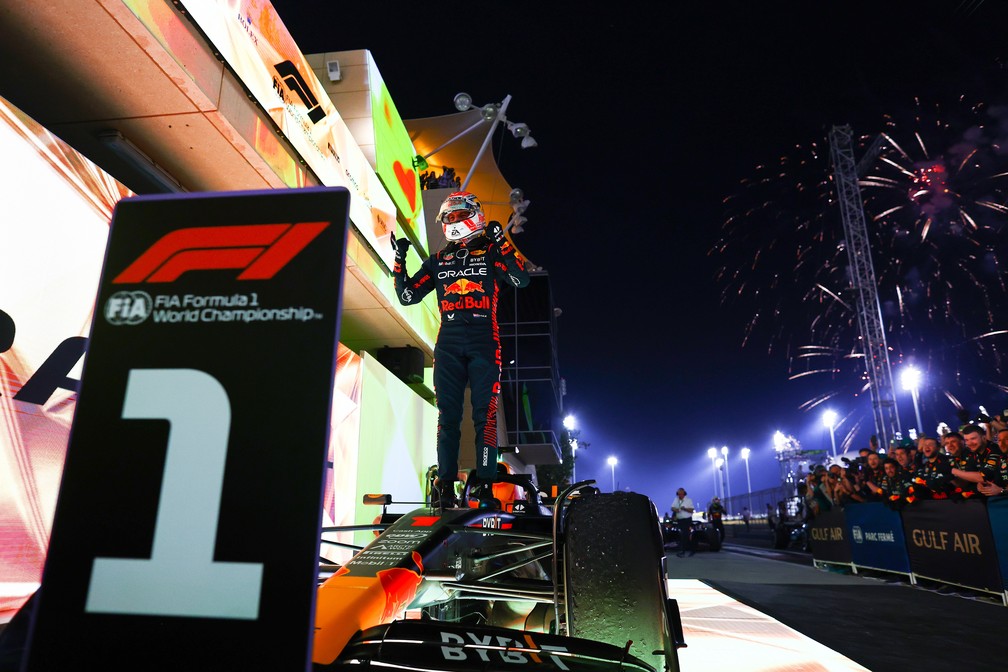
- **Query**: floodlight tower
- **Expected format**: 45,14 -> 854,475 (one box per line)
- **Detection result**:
828,124 -> 901,449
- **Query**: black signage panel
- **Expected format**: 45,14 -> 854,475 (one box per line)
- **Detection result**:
25,188 -> 350,671
901,499 -> 1003,592
808,507 -> 853,564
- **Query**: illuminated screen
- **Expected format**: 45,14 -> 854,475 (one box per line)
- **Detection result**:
155,0 -> 399,267
0,95 -> 129,619
320,352 -> 436,559
368,55 -> 426,255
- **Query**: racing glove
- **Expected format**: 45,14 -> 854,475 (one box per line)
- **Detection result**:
390,233 -> 411,262
487,220 -> 506,246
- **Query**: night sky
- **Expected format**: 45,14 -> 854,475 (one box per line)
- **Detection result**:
269,2 -> 1008,510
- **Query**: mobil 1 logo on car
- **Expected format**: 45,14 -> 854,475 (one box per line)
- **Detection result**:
24,188 -> 350,672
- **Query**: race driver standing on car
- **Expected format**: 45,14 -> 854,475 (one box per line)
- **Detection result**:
391,191 -> 529,509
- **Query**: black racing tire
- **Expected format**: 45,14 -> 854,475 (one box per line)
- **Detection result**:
773,523 -> 790,549
563,491 -> 679,672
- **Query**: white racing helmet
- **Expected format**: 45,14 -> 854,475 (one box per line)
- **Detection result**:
438,191 -> 486,242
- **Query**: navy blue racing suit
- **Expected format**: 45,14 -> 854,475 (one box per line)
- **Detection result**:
393,227 -> 529,484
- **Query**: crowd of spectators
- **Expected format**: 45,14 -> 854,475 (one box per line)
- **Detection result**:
801,413 -> 1008,519
419,166 -> 461,190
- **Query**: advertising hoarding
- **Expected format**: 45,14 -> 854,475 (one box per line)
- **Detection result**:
366,54 -> 427,254
901,499 -> 1002,593
158,0 -> 398,266
0,96 -> 127,618
844,502 -> 911,575
809,507 -> 853,565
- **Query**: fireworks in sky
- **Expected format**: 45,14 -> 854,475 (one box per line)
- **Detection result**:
714,95 -> 1008,444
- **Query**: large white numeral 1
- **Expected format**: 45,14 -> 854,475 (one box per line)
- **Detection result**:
85,368 -> 263,619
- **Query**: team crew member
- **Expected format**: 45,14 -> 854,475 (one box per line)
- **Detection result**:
671,488 -> 695,557
706,496 -> 726,542
392,191 -> 529,508
978,428 -> 1008,497
913,436 -> 955,498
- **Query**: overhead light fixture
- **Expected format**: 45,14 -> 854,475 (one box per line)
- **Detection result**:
509,122 -> 530,138
509,213 -> 526,234
480,103 -> 500,122
509,187 -> 525,204
453,92 -> 473,111
412,154 -> 429,171
506,121 -> 537,149
447,91 -> 539,191
97,129 -> 184,193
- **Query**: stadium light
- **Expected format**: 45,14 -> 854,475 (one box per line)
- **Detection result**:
721,446 -> 731,513
707,447 -> 719,500
741,447 -> 753,514
822,409 -> 838,459
901,366 -> 924,434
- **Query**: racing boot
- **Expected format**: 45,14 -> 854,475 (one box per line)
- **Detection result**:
432,479 -> 458,510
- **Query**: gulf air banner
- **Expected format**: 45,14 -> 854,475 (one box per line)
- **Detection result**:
901,499 -> 1002,594
25,188 -> 349,671
161,0 -> 397,267
808,507 -> 852,565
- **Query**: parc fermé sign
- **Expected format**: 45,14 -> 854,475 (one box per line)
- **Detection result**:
24,188 -> 349,672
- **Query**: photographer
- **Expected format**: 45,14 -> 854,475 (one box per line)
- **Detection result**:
828,464 -> 863,506
864,451 -> 884,484
842,454 -> 872,501
808,466 -> 833,515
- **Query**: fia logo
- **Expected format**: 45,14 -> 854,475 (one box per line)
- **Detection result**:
105,291 -> 153,325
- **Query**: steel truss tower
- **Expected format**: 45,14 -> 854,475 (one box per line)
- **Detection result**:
828,124 -> 902,448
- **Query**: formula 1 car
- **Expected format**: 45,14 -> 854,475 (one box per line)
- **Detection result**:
0,476 -> 684,672
313,474 -> 685,671
660,516 -> 723,552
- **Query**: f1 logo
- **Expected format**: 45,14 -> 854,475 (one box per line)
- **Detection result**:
113,222 -> 328,283
274,60 -> 326,124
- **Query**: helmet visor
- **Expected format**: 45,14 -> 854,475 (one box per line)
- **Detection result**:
441,208 -> 475,224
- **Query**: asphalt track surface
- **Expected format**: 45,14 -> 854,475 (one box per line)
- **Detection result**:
670,525 -> 1008,671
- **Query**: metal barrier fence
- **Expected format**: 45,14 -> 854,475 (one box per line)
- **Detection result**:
722,486 -> 798,518
807,498 -> 1008,605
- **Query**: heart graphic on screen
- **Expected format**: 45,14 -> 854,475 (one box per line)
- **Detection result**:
393,161 -> 417,212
